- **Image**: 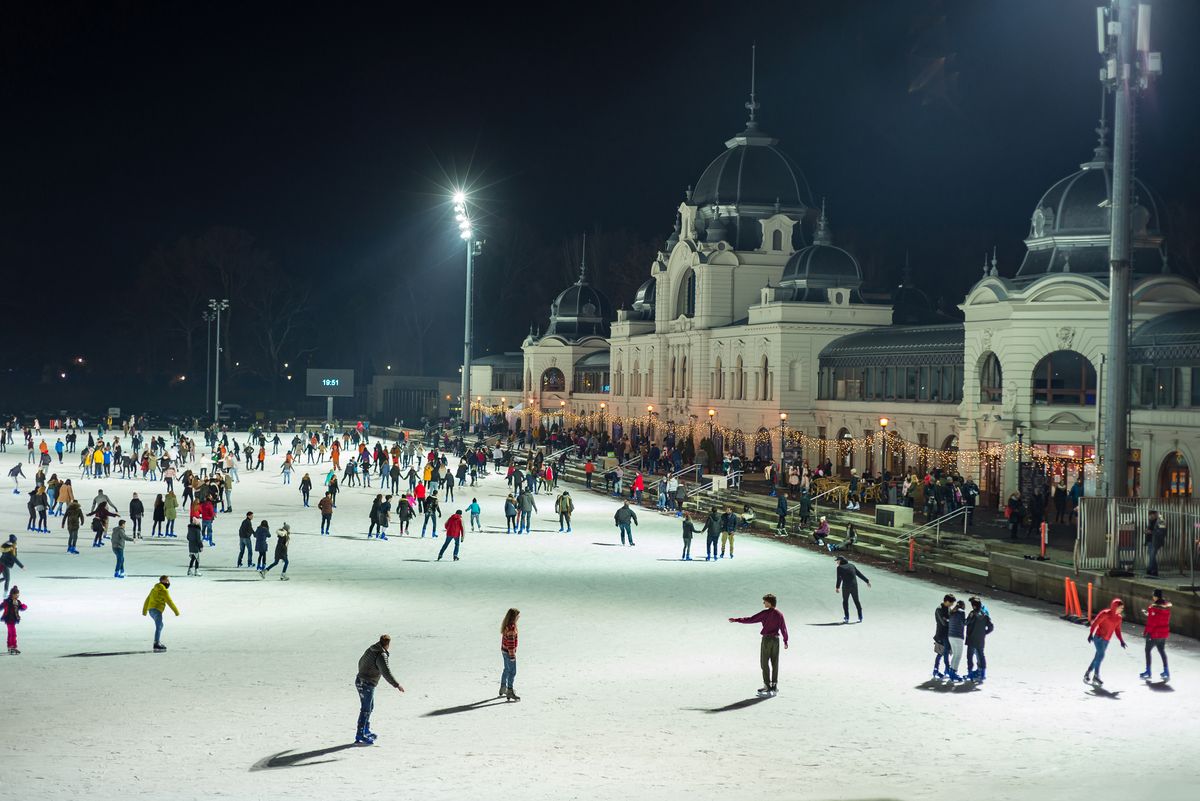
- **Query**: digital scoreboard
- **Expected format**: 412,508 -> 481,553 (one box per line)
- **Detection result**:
306,368 -> 355,398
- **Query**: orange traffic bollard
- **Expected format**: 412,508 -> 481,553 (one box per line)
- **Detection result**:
908,537 -> 915,572
1040,522 -> 1047,558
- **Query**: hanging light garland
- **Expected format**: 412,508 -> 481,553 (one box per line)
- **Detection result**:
474,401 -> 1096,472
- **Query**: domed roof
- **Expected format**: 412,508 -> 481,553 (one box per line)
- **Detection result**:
543,238 -> 613,340
690,121 -> 813,212
1016,120 -> 1166,279
778,208 -> 861,295
1130,308 -> 1200,365
629,277 -> 656,320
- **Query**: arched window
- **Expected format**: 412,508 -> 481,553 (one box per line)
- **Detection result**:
980,353 -> 1003,404
680,355 -> 689,397
668,357 -> 676,397
713,356 -> 723,399
771,229 -> 783,251
632,360 -> 641,397
525,369 -> 531,393
1159,450 -> 1193,498
540,368 -> 565,392
614,363 -> 623,395
647,362 -> 654,396
1032,350 -> 1096,406
677,269 -> 696,318
788,360 -> 799,392
760,356 -> 771,401
735,356 -> 745,400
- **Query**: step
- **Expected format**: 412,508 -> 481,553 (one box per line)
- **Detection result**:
931,561 -> 990,582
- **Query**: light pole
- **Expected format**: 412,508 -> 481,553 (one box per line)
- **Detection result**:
453,191 -> 483,434
707,408 -> 716,440
559,399 -> 566,432
647,404 -> 655,441
208,298 -> 229,424
201,310 -> 214,415
1016,423 -> 1025,499
879,417 -> 889,478
779,412 -> 788,485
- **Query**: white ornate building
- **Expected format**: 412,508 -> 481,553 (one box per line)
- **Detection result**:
470,93 -> 1200,503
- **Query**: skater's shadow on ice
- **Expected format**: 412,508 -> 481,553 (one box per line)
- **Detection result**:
402,559 -> 433,563
689,696 -> 773,714
914,680 -> 981,694
61,650 -> 155,658
806,622 -> 853,627
251,743 -> 357,771
591,542 -> 620,547
422,698 -> 509,717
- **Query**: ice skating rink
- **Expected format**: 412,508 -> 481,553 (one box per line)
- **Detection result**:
3,432 -> 1198,801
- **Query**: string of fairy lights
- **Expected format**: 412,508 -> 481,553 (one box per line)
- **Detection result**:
467,399 -> 1096,472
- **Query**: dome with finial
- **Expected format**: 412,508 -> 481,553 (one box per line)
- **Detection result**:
689,45 -> 813,250
778,201 -> 862,301
544,233 -> 614,340
1016,101 -> 1166,279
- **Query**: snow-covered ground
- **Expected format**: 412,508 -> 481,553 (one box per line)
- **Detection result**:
2,431 -> 1197,801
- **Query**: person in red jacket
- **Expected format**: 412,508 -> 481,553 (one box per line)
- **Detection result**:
1085,597 -> 1126,686
199,499 -> 217,545
437,510 -> 464,561
1140,589 -> 1172,681
584,458 -> 595,489
631,472 -> 645,503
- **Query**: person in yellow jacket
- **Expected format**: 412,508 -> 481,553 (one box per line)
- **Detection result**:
142,575 -> 179,651
92,447 -> 104,478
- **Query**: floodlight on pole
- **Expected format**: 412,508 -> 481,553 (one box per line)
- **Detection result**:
452,189 -> 483,433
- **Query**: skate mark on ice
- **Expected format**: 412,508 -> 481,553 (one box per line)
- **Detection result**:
687,696 -> 773,713
250,743 -> 357,770
61,650 -> 156,658
422,698 -> 509,717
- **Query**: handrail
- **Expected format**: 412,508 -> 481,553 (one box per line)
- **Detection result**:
686,478 -> 714,498
810,485 -> 843,511
545,444 -> 576,462
904,505 -> 969,546
619,456 -> 641,470
670,464 -> 703,482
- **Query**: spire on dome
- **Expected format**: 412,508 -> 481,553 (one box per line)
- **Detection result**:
745,42 -> 760,124
989,246 -> 998,277
578,232 -> 588,283
1087,88 -> 1111,166
813,199 -> 832,246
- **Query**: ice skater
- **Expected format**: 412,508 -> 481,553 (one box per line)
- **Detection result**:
499,608 -> 520,701
704,508 -> 721,560
681,514 -> 697,560
186,517 -> 204,576
8,463 -> 25,494
437,510 -> 464,561
261,523 -> 290,579
237,512 -> 255,567
946,599 -> 967,682
729,593 -> 788,695
111,519 -> 129,578
142,575 -> 179,651
1140,589 -> 1171,681
555,491 -> 573,532
318,492 -> 333,534
467,498 -> 481,532
834,556 -> 870,623
253,519 -> 271,570
355,634 -> 404,745
2,586 -> 27,655
965,596 -> 993,681
614,500 -> 637,546
932,594 -> 954,679
1085,598 -> 1127,686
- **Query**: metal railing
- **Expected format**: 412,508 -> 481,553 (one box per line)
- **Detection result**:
619,456 -> 642,470
1077,497 -> 1200,583
671,464 -> 703,482
904,505 -> 969,546
686,478 -> 715,498
810,485 -> 843,511
545,444 -> 577,463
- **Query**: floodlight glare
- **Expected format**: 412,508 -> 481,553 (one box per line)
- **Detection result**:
452,191 -> 466,205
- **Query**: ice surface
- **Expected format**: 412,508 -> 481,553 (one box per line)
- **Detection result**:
2,431 -> 1197,801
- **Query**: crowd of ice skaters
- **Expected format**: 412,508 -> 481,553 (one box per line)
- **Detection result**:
0,415 -> 1179,743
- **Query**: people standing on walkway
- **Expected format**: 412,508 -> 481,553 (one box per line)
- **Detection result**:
2,586 -> 27,655
142,575 -> 179,651
1085,598 -> 1126,686
1140,589 -> 1171,681
499,608 -> 520,701
729,593 -> 788,695
261,523 -> 291,580
965,596 -> 994,682
614,500 -> 637,546
437,510 -> 464,561
355,635 -> 404,745
1145,510 -> 1166,577
834,556 -> 870,623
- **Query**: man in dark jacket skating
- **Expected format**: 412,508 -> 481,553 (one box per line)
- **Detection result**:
237,512 -> 255,568
355,634 -> 404,745
834,556 -> 871,623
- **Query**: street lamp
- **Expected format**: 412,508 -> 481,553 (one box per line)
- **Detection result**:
879,417 -> 889,478
453,189 -> 483,434
207,298 -> 229,424
1016,423 -> 1025,498
708,407 -> 716,440
201,310 -> 215,415
779,412 -> 788,483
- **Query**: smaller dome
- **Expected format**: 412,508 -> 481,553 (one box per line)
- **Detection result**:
629,277 -> 656,320
778,208 -> 861,291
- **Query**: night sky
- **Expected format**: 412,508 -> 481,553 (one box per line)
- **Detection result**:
3,0 -> 1198,410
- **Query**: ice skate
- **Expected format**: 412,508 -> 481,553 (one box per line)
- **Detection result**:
1139,670 -> 1151,680
506,687 -> 520,702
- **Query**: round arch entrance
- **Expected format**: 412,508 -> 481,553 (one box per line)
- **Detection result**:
1158,450 -> 1193,498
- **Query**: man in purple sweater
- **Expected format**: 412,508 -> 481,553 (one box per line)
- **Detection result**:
729,593 -> 789,695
